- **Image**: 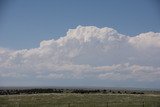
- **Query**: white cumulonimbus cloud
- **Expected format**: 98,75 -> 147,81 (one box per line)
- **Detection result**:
0,26 -> 160,82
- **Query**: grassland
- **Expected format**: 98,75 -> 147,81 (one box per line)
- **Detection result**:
0,93 -> 160,107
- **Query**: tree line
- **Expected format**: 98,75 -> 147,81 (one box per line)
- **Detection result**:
0,88 -> 144,95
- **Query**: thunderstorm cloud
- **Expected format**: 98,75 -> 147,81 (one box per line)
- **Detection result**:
0,26 -> 160,86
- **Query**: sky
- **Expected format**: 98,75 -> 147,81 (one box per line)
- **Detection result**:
0,0 -> 160,88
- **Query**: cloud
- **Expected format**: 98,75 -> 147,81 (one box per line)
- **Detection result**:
0,26 -> 160,84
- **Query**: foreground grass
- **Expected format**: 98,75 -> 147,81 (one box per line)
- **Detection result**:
0,93 -> 160,107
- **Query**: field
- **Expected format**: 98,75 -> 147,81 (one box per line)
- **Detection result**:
0,93 -> 160,107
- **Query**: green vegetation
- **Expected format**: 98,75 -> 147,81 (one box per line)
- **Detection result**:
0,93 -> 160,107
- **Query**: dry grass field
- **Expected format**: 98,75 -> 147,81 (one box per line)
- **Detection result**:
0,93 -> 160,107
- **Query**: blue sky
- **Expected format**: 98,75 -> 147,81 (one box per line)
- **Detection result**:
0,0 -> 160,88
0,0 -> 160,49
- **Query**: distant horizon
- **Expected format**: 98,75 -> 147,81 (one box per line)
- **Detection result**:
1,85 -> 160,91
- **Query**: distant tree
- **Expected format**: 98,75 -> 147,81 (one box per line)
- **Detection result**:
102,89 -> 107,93
118,91 -> 121,94
112,91 -> 115,94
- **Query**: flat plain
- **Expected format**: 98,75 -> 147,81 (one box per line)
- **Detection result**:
0,93 -> 160,107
